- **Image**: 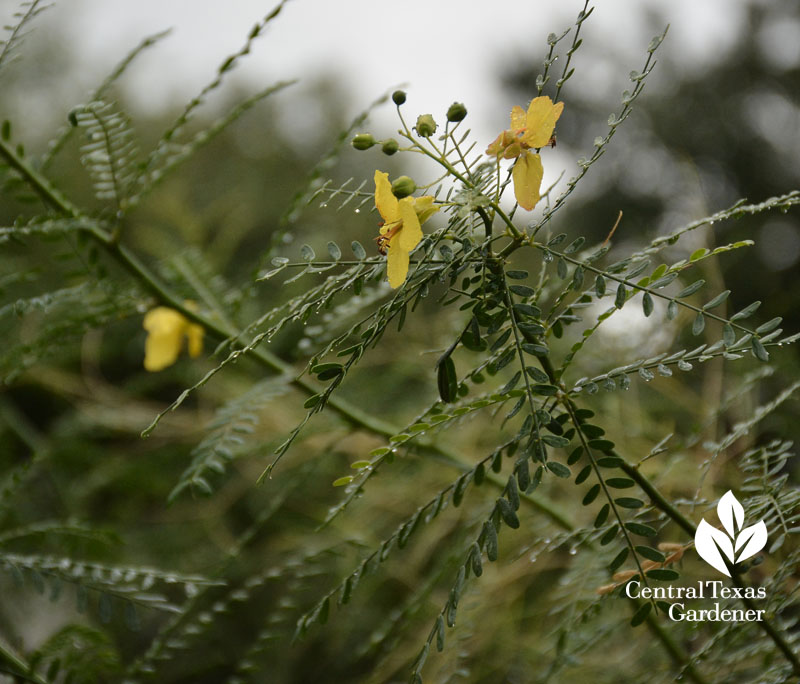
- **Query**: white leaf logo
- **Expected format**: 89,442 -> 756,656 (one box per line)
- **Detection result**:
694,490 -> 768,577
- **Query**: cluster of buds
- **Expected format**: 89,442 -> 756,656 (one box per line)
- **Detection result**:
351,133 -> 400,156
596,542 -> 687,596
348,92 -> 471,290
351,93 -> 468,154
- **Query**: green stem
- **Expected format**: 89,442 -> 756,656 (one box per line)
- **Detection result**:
448,123 -> 475,177
618,462 -> 695,537
275,259 -> 458,268
0,139 -> 78,216
538,242 -> 757,338
564,401 -> 653,594
476,207 -> 494,239
501,280 -> 542,434
552,0 -> 591,104
0,640 -> 50,684
396,128 -> 523,240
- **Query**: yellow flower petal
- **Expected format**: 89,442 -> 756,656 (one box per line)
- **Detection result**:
142,306 -> 204,371
510,105 -> 527,134
186,323 -> 204,358
512,151 -> 544,211
386,241 -> 410,289
374,170 -> 400,223
143,307 -> 186,372
413,196 -> 439,225
486,131 -> 506,157
523,96 -> 564,149
397,198 -> 422,252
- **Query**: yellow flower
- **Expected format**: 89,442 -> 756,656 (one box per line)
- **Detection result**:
509,96 -> 564,149
142,306 -> 203,372
373,170 -> 438,288
486,96 -> 564,211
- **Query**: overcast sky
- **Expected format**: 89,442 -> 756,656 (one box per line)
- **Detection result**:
5,0 -> 758,150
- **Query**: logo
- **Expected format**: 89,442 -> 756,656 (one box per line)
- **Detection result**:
623,490 -> 768,623
694,490 -> 768,577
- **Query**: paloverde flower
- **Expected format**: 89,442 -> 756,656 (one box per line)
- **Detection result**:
373,170 -> 438,288
143,306 -> 204,372
486,95 -> 564,211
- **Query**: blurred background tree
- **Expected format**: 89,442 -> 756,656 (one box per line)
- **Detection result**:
505,1 -> 800,337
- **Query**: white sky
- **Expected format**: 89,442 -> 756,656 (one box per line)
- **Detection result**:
13,0 -> 751,149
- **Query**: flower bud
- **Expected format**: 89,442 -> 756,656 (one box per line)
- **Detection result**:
351,133 -> 376,150
415,114 -> 437,137
446,102 -> 467,122
391,175 -> 416,198
392,90 -> 407,106
381,138 -> 399,155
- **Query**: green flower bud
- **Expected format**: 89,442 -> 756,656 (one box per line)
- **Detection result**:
391,175 -> 416,198
392,90 -> 407,105
415,114 -> 437,137
446,102 -> 467,122
381,138 -> 399,155
351,133 -> 376,150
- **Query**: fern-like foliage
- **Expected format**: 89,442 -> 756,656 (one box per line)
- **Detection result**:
72,100 -> 139,211
168,376 -> 291,502
28,625 -> 120,684
0,552 -> 222,611
0,0 -> 51,75
41,29 -> 171,171
0,281 -> 141,383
